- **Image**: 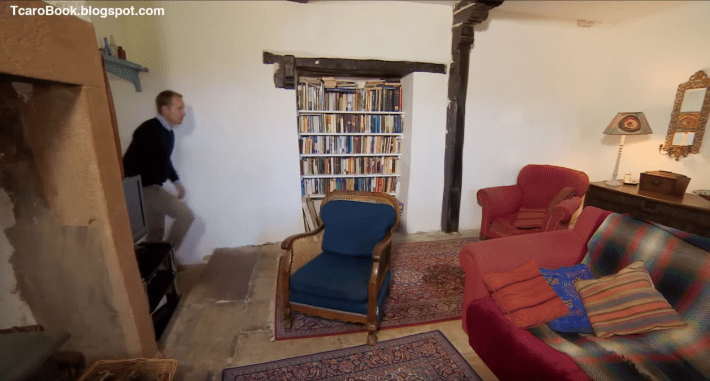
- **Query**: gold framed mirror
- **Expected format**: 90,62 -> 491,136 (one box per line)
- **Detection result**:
660,70 -> 710,160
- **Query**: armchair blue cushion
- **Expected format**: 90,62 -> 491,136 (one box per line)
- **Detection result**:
290,250 -> 391,316
321,200 -> 398,256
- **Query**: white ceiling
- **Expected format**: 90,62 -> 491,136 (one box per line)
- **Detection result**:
408,0 -> 691,26
491,1 -> 691,26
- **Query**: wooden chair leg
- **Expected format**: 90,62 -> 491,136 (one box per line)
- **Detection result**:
367,322 -> 378,346
283,304 -> 293,329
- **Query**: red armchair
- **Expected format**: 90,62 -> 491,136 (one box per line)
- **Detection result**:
477,164 -> 589,240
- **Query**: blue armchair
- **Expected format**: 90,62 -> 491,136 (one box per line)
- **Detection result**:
279,190 -> 400,345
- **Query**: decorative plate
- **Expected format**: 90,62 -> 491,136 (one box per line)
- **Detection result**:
692,189 -> 710,201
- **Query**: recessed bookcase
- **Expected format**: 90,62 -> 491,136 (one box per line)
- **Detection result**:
296,76 -> 404,199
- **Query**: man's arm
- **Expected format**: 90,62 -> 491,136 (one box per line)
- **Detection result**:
167,160 -> 179,184
168,162 -> 185,199
122,127 -> 149,178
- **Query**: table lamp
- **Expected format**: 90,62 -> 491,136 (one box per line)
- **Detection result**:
603,112 -> 652,186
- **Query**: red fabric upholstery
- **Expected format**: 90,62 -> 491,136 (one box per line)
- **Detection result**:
465,297 -> 593,381
478,164 -> 590,239
460,206 -> 611,381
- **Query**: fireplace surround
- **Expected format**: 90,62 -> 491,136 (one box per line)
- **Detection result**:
0,1 -> 157,361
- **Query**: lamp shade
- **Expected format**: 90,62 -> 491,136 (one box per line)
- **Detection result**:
603,112 -> 652,135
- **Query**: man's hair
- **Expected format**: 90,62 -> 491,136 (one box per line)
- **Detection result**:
156,90 -> 182,114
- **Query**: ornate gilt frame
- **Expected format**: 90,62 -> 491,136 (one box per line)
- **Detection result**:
660,70 -> 710,160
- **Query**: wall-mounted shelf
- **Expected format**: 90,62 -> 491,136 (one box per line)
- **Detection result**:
102,54 -> 149,92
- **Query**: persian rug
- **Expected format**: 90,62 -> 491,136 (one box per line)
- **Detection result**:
274,237 -> 477,340
222,330 -> 482,381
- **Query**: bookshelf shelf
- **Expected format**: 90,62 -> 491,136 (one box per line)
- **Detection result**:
298,110 -> 404,115
300,153 -> 402,157
302,174 -> 400,178
299,133 -> 403,136
308,192 -> 397,199
297,76 -> 403,200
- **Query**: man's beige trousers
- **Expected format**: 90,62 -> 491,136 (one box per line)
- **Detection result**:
143,185 -> 194,251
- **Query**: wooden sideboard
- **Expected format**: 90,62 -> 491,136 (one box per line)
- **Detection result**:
584,181 -> 710,237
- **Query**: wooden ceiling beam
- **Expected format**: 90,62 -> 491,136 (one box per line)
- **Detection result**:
263,52 -> 446,89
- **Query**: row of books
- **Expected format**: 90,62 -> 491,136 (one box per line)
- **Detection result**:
298,114 -> 402,134
301,156 -> 399,176
298,77 -> 402,112
301,177 -> 398,196
299,135 -> 401,155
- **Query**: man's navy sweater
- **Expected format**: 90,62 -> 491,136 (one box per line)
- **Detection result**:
123,118 -> 179,186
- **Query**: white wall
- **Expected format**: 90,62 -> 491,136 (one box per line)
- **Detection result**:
93,1 -> 453,263
460,1 -> 710,231
90,1 -> 710,260
90,0 -> 168,153
399,72 -> 448,233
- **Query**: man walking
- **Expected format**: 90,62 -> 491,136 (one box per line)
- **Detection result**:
123,90 -> 194,256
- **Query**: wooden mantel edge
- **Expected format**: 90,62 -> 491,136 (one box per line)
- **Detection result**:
263,51 -> 446,89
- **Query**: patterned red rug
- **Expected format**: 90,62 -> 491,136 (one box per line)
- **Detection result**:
223,330 -> 482,380
273,237 -> 478,340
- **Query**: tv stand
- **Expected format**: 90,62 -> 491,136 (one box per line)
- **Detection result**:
135,242 -> 181,341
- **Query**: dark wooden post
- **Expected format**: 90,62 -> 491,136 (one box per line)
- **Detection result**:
442,0 -> 503,232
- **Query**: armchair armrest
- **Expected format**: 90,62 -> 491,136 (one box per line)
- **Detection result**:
543,196 -> 582,231
477,185 -> 523,216
279,226 -> 326,316
371,231 -> 393,263
477,185 -> 522,238
369,231 -> 394,318
572,206 -> 611,243
370,231 -> 393,286
281,224 -> 325,250
281,225 -> 325,274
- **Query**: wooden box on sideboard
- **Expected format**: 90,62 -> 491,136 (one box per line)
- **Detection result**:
639,171 -> 690,198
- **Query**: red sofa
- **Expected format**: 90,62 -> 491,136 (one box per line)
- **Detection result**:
477,164 -> 590,239
460,206 -> 611,381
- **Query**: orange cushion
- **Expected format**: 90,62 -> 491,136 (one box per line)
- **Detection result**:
484,259 -> 569,328
547,186 -> 577,211
514,207 -> 547,229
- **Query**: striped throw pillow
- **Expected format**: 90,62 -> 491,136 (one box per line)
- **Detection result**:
514,207 -> 547,229
484,259 -> 569,328
574,260 -> 687,338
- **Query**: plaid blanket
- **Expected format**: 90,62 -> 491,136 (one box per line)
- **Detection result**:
530,213 -> 710,381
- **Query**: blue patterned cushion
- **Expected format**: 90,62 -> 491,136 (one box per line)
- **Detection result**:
320,200 -> 397,256
540,264 -> 595,333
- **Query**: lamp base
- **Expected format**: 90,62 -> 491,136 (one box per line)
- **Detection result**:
605,179 -> 623,187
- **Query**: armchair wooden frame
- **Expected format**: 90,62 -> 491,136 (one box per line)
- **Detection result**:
279,190 -> 400,345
